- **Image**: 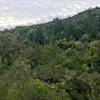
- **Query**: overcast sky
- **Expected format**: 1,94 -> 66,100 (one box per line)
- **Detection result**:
0,0 -> 100,30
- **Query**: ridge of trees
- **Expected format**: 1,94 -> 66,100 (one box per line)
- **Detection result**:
0,7 -> 100,100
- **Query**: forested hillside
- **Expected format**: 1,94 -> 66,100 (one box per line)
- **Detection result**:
0,7 -> 100,100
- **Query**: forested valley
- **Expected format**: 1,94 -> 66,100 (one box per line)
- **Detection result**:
0,7 -> 100,100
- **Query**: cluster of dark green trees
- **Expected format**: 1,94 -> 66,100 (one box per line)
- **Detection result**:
0,7 -> 100,100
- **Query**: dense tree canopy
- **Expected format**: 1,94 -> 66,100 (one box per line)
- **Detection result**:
0,7 -> 100,100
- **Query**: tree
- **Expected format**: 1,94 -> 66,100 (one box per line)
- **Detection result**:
35,64 -> 65,83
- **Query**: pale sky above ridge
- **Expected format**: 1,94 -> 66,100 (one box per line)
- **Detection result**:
0,0 -> 100,30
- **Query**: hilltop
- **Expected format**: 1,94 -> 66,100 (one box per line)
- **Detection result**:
0,7 -> 100,100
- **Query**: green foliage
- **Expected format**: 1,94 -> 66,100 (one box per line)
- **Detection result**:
0,7 -> 100,100
35,64 -> 65,83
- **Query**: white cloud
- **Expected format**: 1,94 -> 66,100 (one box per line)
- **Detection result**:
0,16 -> 44,29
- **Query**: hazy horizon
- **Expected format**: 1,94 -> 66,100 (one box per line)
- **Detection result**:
0,0 -> 100,30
